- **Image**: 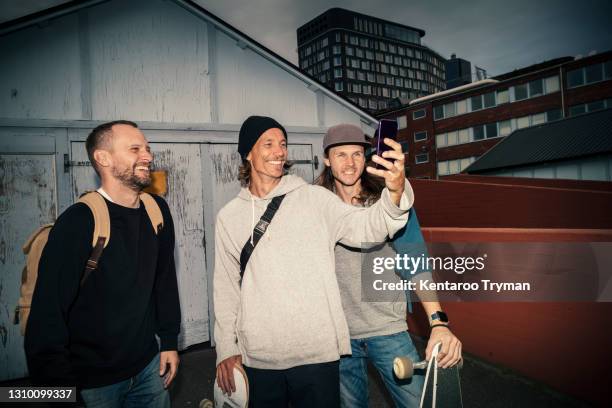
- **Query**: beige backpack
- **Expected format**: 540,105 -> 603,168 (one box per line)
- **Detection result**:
14,191 -> 164,336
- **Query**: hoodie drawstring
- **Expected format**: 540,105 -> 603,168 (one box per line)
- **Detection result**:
250,196 -> 255,246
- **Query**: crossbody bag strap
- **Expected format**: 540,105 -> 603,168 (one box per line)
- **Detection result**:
239,194 -> 286,284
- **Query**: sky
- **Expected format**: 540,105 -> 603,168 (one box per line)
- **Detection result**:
2,0 -> 611,77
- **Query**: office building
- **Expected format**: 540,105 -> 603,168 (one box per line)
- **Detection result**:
297,8 -> 447,111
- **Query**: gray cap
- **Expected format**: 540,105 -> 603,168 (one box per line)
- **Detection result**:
323,124 -> 371,152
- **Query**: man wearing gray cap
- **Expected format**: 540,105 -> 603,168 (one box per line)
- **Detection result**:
213,116 -> 414,407
315,123 -> 462,407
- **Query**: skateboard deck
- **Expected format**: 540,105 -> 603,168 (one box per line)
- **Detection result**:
200,364 -> 249,408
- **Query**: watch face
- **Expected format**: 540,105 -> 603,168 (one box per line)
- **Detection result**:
432,311 -> 449,322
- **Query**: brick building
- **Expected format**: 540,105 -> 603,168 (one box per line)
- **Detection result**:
377,51 -> 612,179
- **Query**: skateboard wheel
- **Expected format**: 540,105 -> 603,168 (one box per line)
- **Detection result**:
393,356 -> 414,379
199,399 -> 213,408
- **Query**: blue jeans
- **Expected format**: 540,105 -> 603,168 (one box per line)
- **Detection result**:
340,331 -> 423,408
80,354 -> 170,408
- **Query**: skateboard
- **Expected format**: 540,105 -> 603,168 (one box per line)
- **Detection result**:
393,343 -> 463,408
200,364 -> 249,408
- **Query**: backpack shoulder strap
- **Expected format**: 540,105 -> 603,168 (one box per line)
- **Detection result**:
78,191 -> 111,248
139,192 -> 164,234
22,223 -> 54,254
239,194 -> 286,283
78,191 -> 110,286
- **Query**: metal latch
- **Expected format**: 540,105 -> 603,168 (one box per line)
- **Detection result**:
64,154 -> 91,173
292,155 -> 319,170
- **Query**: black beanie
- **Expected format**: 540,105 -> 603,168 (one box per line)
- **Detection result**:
238,116 -> 288,160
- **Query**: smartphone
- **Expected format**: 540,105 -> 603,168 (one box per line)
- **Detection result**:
375,119 -> 399,167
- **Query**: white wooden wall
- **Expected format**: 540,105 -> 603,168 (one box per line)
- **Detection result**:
0,0 -> 373,381
0,0 -> 363,128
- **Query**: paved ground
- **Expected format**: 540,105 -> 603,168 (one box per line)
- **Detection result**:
2,335 -> 590,407
170,336 -> 590,408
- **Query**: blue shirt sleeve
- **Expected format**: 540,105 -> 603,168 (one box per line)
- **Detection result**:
391,208 -> 430,313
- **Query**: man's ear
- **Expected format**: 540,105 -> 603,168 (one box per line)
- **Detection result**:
93,149 -> 111,169
324,157 -> 331,167
246,151 -> 252,162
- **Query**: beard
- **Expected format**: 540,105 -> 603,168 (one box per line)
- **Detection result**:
112,163 -> 152,191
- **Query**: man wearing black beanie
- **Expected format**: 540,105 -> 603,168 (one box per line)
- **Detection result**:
237,115 -> 288,161
213,115 -> 415,407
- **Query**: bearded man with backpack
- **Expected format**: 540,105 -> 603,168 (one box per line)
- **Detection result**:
24,120 -> 181,407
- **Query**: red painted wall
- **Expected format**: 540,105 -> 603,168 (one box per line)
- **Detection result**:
405,177 -> 612,406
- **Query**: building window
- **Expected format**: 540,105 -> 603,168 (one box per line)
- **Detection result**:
471,95 -> 483,111
587,100 -> 605,112
444,102 -> 456,117
547,109 -> 562,121
456,99 -> 468,115
483,91 -> 496,108
585,64 -> 603,84
347,69 -> 355,79
414,131 -> 427,142
333,56 -> 342,66
544,76 -> 560,93
458,128 -> 470,144
499,120 -> 512,136
436,133 -> 447,148
397,116 -> 407,129
412,109 -> 426,120
460,158 -> 472,171
485,123 -> 498,138
415,153 -> 429,164
567,68 -> 584,88
605,60 -> 612,79
529,79 -> 543,97
531,112 -> 546,125
335,82 -> 343,92
433,105 -> 444,120
569,104 -> 586,116
514,84 -> 528,101
473,125 -> 485,140
437,161 -> 449,176
446,131 -> 458,146
517,116 -> 530,128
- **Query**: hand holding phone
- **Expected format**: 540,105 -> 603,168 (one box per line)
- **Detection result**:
375,119 -> 399,168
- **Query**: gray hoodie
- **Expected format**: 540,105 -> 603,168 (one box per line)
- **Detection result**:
213,174 -> 414,369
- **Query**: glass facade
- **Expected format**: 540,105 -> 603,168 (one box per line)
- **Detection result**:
297,9 -> 445,111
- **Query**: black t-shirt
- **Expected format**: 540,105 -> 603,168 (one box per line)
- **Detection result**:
25,195 -> 180,389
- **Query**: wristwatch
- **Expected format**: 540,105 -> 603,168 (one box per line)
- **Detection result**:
430,311 -> 449,325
